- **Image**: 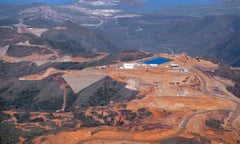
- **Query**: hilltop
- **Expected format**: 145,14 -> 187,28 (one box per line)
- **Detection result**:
1,0 -> 240,66
0,52 -> 240,144
0,1 -> 240,143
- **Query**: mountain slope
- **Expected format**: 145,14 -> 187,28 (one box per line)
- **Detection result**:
98,14 -> 240,66
74,76 -> 138,109
196,32 -> 240,66
42,21 -> 119,57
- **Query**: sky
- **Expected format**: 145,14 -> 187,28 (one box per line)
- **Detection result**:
0,0 -> 218,5
0,0 -> 74,5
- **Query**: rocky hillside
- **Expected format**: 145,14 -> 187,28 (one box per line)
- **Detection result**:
41,21 -> 119,56
195,32 -> 240,66
74,76 -> 138,109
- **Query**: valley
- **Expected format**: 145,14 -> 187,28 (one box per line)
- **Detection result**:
0,0 -> 240,144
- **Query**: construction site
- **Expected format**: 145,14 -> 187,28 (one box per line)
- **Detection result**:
4,53 -> 237,144
1,1 -> 240,143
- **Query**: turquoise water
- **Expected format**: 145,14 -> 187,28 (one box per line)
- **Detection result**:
0,0 -> 74,5
144,57 -> 171,65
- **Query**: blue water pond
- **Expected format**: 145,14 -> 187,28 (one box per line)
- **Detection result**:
144,57 -> 171,65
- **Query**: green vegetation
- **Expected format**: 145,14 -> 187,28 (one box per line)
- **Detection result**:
14,112 -> 30,123
0,112 -> 11,122
24,18 -> 59,28
0,74 -> 65,111
209,63 -> 240,98
46,40 -> 95,57
75,112 -> 103,127
199,32 -> 240,66
0,122 -> 23,144
89,84 -> 118,106
205,118 -> 222,129
0,18 -> 18,26
41,21 -> 118,56
75,76 -> 137,109
7,45 -> 53,57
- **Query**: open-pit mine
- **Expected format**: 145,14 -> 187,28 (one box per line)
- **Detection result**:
1,52 -> 240,144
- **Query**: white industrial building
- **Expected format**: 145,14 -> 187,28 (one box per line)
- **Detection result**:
120,63 -> 136,69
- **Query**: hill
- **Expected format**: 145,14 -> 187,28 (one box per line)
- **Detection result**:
98,14 -> 240,66
195,32 -> 240,66
41,21 -> 119,57
0,1 -> 240,143
0,53 -> 240,144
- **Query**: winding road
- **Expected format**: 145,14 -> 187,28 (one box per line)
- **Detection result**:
31,61 -> 240,144
191,67 -> 240,131
80,65 -> 240,143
